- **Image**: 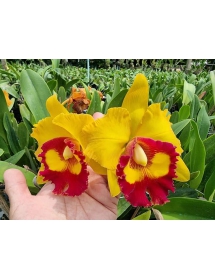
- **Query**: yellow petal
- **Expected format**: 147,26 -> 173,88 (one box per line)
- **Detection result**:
135,103 -> 183,154
122,73 -> 149,137
82,107 -> 131,169
175,156 -> 190,182
45,149 -> 68,171
147,152 -> 171,178
46,94 -> 69,117
52,113 -> 94,148
107,169 -> 121,197
87,158 -> 107,175
31,117 -> 71,157
3,90 -> 12,106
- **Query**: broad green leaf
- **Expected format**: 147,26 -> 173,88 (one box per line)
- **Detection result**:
0,148 -> 4,156
154,197 -> 215,220
58,86 -> 66,103
0,161 -> 38,194
190,94 -> 201,119
210,70 -> 215,105
0,136 -> 10,158
17,122 -> 29,149
111,76 -> 120,99
190,121 -> 205,189
20,69 -> 51,122
51,59 -> 61,69
3,113 -> 21,154
47,80 -> 57,92
0,84 -> 19,99
107,89 -> 128,110
87,91 -> 102,115
19,104 -> 31,122
179,122 -> 191,151
102,94 -> 112,114
5,150 -> 26,164
178,105 -> 190,121
170,111 -> 179,124
172,119 -> 191,136
117,197 -> 132,218
133,210 -> 151,220
65,79 -> 80,91
204,169 -> 215,202
203,134 -> 215,164
196,105 -> 210,141
199,157 -> 215,192
168,187 -> 198,198
182,80 -> 196,105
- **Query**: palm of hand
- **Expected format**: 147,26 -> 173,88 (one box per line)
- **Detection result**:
6,167 -> 119,220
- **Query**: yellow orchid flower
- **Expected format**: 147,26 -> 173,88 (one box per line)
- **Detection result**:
82,74 -> 190,207
31,94 -> 97,196
3,90 -> 12,106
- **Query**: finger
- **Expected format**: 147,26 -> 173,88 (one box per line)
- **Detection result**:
93,112 -> 104,120
4,169 -> 31,205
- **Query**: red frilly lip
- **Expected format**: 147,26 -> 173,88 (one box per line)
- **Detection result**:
38,137 -> 88,196
116,137 -> 179,207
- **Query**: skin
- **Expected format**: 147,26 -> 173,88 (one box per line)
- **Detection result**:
4,112 -> 119,220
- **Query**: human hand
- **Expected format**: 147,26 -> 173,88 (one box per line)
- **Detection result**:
4,166 -> 118,220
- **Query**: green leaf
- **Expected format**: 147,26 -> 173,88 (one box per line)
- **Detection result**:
199,157 -> 215,192
117,197 -> 132,218
189,121 -> 205,189
210,71 -> 215,105
172,119 -> 191,135
65,79 -> 80,91
178,105 -> 190,121
190,94 -> 201,119
87,91 -> 102,115
47,80 -> 57,92
5,150 -> 26,164
132,210 -> 151,220
58,86 -> 66,103
196,105 -> 210,141
107,89 -> 128,111
102,94 -> 112,114
3,113 -> 21,154
154,197 -> 215,220
182,80 -> 196,105
0,84 -> 19,99
0,161 -> 38,194
51,59 -> 61,69
112,76 -> 120,99
204,169 -> 215,202
170,111 -> 179,124
203,134 -> 215,164
0,136 -> 10,158
168,187 -> 198,198
20,69 -> 51,122
17,122 -> 29,149
0,148 -> 4,156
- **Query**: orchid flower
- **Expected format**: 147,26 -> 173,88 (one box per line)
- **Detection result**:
31,94 -> 102,196
82,74 -> 190,207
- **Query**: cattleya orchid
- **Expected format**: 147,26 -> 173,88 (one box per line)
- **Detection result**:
82,74 -> 190,207
31,94 -> 99,196
62,86 -> 103,113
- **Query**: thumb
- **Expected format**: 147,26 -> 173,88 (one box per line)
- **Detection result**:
4,169 -> 31,206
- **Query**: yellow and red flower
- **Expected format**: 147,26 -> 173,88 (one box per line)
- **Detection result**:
31,94 -> 95,196
62,87 -> 103,113
82,74 -> 190,207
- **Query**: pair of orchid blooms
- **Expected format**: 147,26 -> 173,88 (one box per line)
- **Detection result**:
31,74 -> 190,207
